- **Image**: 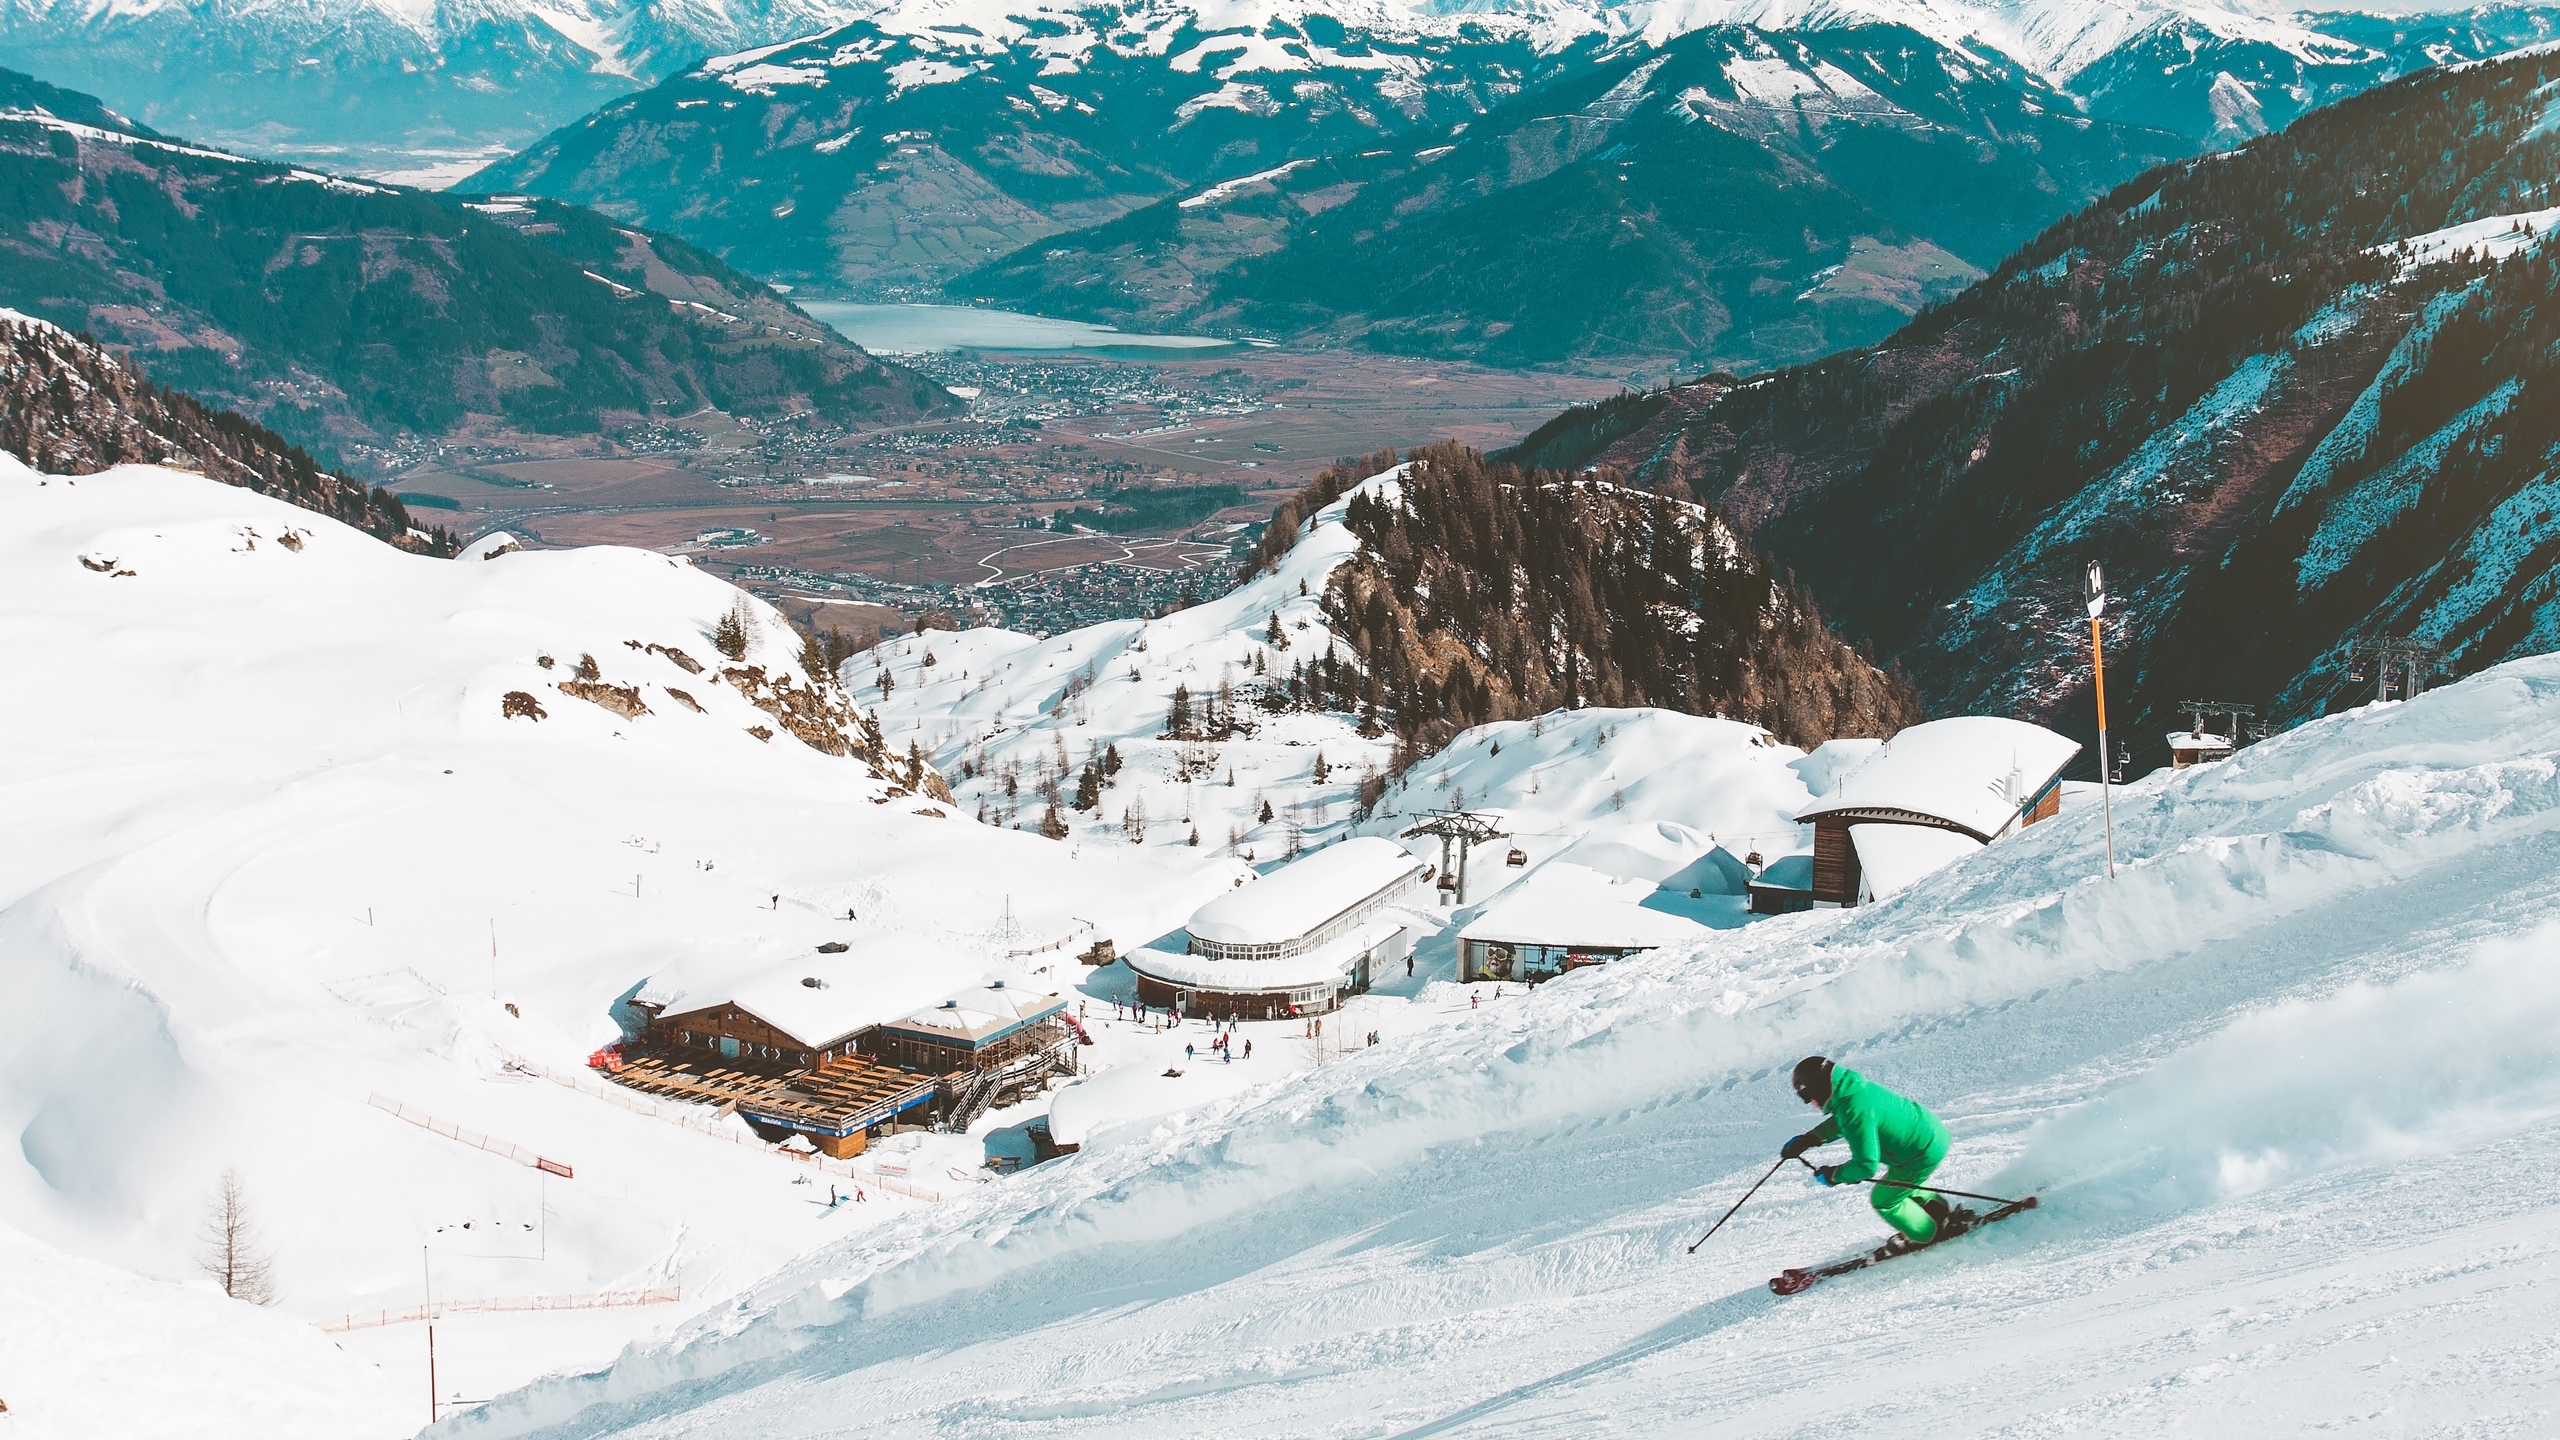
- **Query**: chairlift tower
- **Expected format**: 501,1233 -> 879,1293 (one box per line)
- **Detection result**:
2344,636 -> 2439,704
1401,809 -> 1509,908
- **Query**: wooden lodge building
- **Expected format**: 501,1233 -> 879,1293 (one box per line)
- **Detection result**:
605,946 -> 1076,1156
1752,717 -> 2081,911
1126,836 -> 1425,1018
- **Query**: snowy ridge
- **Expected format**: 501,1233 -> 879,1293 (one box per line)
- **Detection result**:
447,651 -> 2560,1437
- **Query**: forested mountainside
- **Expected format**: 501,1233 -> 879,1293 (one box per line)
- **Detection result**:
1,312 -> 455,553
1517,45 -> 2560,769
1255,444 -> 1919,753
962,24 -> 2183,369
0,68 -> 949,456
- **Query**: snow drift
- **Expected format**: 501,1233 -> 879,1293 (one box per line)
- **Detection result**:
444,649 -> 2560,1434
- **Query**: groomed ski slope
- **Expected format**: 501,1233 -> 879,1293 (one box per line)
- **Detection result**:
451,657 -> 2560,1436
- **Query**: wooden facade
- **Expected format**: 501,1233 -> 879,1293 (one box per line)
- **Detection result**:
1809,820 -> 1863,906
2023,779 -> 2062,824
869,1016 -> 1073,1076
644,1002 -> 860,1072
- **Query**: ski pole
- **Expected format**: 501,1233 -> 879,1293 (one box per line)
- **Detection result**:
1843,1174 -> 2031,1208
1687,1156 -> 1788,1254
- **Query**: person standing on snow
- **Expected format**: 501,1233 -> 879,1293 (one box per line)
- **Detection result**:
1780,1056 -> 1961,1249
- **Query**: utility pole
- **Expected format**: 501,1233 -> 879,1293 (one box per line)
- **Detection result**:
2086,562 -> 2116,881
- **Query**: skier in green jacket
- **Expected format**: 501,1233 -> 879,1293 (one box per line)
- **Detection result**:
1781,1056 -> 1961,1248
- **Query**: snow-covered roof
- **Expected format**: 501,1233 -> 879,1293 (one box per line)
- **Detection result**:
1457,863 -> 1714,950
1850,824 -> 1983,902
1796,717 -> 2080,841
658,942 -> 1039,1051
1130,916 -> 1410,994
878,979 -> 1067,1049
1186,837 -> 1423,947
1752,852 -> 1817,892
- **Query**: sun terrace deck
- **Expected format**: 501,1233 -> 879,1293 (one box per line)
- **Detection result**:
607,1049 -> 941,1157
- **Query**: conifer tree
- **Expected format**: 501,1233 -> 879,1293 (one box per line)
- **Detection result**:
1166,683 -> 1193,737
713,599 -> 752,661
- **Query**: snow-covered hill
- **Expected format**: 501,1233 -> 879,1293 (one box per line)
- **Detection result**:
443,607 -> 2560,1437
865,473 -> 1399,867
0,455 -> 1233,1431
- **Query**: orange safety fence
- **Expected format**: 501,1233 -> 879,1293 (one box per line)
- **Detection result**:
321,1286 -> 682,1333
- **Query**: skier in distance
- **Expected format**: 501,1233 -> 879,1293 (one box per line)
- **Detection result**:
1780,1056 -> 1964,1250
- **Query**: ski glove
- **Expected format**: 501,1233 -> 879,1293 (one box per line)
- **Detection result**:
1780,1133 -> 1814,1161
1814,1165 -> 1840,1186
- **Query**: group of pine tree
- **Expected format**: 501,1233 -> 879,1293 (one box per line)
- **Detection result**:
1247,444 -> 1919,759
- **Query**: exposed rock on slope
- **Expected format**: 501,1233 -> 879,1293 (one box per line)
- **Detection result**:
0,311 -> 453,553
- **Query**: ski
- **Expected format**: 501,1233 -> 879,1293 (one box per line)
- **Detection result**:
1769,1196 -> 2037,1296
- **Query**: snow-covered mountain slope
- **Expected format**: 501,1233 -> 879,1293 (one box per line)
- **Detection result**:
0,455 -> 1231,1426
1542,40 -> 2560,767
953,21 -> 2174,369
5,0 -> 2547,182
444,613 -> 2560,1438
864,472 -> 1399,863
0,0 -> 875,178
865,459 -> 1900,866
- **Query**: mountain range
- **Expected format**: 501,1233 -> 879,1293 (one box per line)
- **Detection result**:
1512,40 -> 2560,767
464,0 -> 2560,371
0,66 -> 950,458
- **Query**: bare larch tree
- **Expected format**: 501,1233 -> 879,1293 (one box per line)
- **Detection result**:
197,1167 -> 278,1305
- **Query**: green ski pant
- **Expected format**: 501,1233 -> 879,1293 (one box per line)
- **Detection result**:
1871,1156 -> 1944,1244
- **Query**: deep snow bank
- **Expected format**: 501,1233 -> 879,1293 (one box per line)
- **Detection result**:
447,653 -> 2560,1437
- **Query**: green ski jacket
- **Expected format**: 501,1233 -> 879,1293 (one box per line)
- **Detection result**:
1803,1066 -> 1950,1184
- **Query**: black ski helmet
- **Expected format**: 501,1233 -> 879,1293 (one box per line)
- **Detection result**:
1791,1056 -> 1835,1105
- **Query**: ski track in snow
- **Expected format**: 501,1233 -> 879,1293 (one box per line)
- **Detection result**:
447,660 -> 2560,1437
